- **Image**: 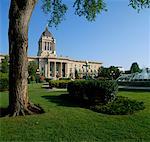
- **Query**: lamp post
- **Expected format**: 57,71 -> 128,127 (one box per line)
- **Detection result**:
36,69 -> 40,83
82,61 -> 90,80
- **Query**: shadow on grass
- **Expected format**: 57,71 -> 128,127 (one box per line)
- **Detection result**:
0,107 -> 8,117
42,94 -> 82,108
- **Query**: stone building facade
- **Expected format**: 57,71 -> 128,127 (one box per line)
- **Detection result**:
0,27 -> 102,79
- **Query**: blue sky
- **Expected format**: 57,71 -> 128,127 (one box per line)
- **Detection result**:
0,0 -> 150,70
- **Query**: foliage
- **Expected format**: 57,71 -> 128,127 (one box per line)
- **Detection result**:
59,77 -> 71,80
129,0 -> 150,12
45,78 -> 52,82
130,62 -> 141,73
73,0 -> 107,21
41,0 -> 150,27
42,0 -> 107,27
91,96 -> 145,115
98,66 -> 121,80
28,61 -> 38,77
28,75 -> 45,84
117,81 -> 150,87
67,80 -> 118,104
0,72 -> 9,91
1,56 -> 9,73
49,80 -> 72,88
42,0 -> 68,27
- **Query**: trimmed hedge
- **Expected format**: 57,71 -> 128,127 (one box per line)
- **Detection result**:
117,81 -> 150,87
49,80 -> 72,89
67,80 -> 118,104
90,96 -> 145,115
59,77 -> 71,80
0,72 -> 9,91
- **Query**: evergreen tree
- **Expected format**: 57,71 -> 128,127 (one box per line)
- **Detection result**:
130,62 -> 140,73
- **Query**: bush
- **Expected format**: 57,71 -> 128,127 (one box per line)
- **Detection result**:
67,80 -> 118,105
0,72 -> 9,91
31,75 -> 35,81
91,96 -> 145,115
45,78 -> 52,82
59,77 -> 71,80
49,80 -> 72,89
117,81 -> 150,87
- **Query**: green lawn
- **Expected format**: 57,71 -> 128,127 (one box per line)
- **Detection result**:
0,84 -> 150,142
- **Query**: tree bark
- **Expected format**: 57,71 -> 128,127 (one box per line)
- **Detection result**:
8,0 -> 42,116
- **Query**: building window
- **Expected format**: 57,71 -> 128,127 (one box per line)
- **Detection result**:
47,42 -> 49,50
45,42 -> 46,50
50,43 -> 51,51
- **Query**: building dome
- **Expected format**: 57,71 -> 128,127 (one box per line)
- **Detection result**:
42,27 -> 53,37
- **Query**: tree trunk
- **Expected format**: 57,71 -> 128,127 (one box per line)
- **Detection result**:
8,0 -> 42,116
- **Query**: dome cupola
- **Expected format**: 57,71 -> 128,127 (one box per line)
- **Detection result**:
37,26 -> 56,57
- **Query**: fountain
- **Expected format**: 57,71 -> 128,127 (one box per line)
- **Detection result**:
117,68 -> 150,82
117,68 -> 150,89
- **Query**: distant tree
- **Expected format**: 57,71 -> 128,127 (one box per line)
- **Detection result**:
130,62 -> 141,73
8,0 -> 150,116
98,66 -> 109,79
109,66 -> 121,79
98,66 -> 121,80
28,61 -> 38,77
1,56 -> 9,73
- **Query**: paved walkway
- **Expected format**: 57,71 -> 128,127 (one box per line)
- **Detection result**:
42,83 -> 67,92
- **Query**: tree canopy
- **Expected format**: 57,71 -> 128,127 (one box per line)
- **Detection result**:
28,61 -> 38,77
41,0 -> 150,27
130,62 -> 141,73
98,66 -> 121,80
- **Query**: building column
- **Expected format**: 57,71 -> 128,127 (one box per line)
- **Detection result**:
53,62 -> 56,79
47,60 -> 50,78
45,63 -> 47,78
38,58 -> 41,74
58,62 -> 62,78
73,68 -> 75,79
65,63 -> 68,77
60,62 -> 62,77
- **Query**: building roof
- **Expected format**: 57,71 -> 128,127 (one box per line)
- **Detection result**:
42,27 -> 53,37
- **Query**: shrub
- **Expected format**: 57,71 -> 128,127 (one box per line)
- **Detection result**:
31,75 -> 35,81
0,72 -> 9,91
59,77 -> 71,80
117,81 -> 150,87
90,96 -> 145,115
49,80 -> 72,89
45,78 -> 52,82
67,80 -> 118,104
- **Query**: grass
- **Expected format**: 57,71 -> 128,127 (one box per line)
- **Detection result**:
0,83 -> 150,142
